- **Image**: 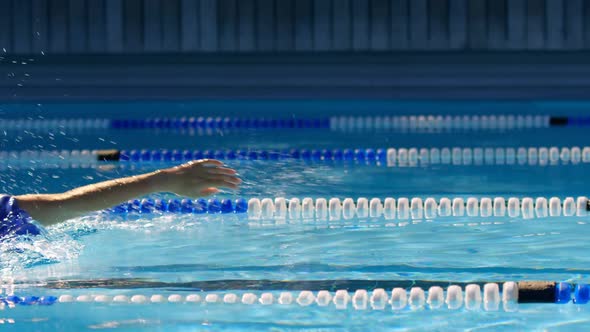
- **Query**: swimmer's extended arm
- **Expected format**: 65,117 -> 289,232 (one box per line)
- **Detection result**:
15,159 -> 240,226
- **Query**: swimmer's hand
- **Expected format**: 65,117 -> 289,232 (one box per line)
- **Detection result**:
16,159 -> 240,226
158,159 -> 241,197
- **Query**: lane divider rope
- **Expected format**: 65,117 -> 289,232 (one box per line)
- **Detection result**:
1,282 -> 588,311
330,114 -> 555,131
108,196 -> 590,220
2,146 -> 590,166
2,115 -> 589,132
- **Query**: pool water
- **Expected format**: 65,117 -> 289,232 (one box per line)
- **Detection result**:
1,100 -> 590,331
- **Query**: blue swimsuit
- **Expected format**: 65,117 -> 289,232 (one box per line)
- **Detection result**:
0,195 -> 41,238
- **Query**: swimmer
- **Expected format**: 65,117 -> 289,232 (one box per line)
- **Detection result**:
0,159 -> 241,237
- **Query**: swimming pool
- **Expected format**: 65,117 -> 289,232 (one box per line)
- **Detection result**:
1,100 -> 590,331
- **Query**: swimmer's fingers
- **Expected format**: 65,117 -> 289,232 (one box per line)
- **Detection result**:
210,181 -> 240,190
200,174 -> 241,185
192,159 -> 224,167
175,159 -> 223,172
205,167 -> 237,175
199,187 -> 220,196
180,159 -> 235,176
202,178 -> 241,190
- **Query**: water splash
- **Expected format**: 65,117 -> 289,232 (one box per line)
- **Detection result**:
0,227 -> 83,275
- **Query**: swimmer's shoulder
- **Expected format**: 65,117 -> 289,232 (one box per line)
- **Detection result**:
0,194 -> 41,237
1,194 -> 15,219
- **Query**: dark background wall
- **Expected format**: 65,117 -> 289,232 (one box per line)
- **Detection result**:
1,0 -> 589,55
3,0 -> 590,101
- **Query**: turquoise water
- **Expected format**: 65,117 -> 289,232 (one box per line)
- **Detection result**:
1,101 -> 590,331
